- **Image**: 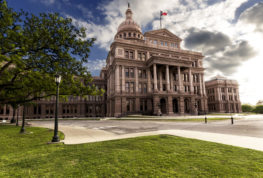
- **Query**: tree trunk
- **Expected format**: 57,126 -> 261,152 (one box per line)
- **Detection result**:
10,107 -> 16,123
20,106 -> 26,133
16,106 -> 19,126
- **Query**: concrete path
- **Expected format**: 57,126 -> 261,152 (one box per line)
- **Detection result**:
31,121 -> 263,152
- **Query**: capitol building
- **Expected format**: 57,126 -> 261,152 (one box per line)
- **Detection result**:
0,6 -> 242,120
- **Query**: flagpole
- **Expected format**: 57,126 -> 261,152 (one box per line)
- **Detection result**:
160,11 -> 162,29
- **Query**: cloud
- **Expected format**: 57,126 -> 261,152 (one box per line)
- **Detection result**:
208,40 -> 256,75
184,28 -> 256,75
184,28 -> 231,54
76,4 -> 94,19
87,59 -> 106,76
239,2 -> 263,32
40,0 -> 55,6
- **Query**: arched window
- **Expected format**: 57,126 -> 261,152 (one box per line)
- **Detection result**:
124,33 -> 126,38
128,32 -> 131,37
120,34 -> 122,38
133,33 -> 136,37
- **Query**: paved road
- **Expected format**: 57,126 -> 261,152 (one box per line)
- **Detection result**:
30,116 -> 263,138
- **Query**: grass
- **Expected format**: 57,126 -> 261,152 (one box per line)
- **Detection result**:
1,125 -> 263,177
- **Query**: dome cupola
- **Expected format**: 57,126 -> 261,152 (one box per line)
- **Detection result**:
115,3 -> 144,40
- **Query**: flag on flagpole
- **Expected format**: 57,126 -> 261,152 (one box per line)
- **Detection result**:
161,11 -> 168,16
160,11 -> 168,29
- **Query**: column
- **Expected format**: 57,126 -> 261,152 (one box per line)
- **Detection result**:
166,65 -> 170,91
153,96 -> 160,115
146,51 -> 150,60
179,97 -> 184,115
134,49 -> 138,60
114,97 -> 121,117
135,67 -> 138,93
135,98 -> 140,112
189,68 -> 193,93
170,71 -> 174,92
202,74 -> 206,96
121,97 -> 127,114
159,70 -> 163,91
167,96 -> 173,115
147,68 -> 151,92
177,66 -> 182,92
115,65 -> 120,93
122,66 -> 125,93
153,64 -> 158,92
199,74 -> 203,96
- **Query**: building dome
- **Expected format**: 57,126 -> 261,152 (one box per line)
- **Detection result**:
115,5 -> 144,40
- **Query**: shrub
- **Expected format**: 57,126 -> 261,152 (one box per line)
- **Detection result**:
241,104 -> 254,112
253,105 -> 263,114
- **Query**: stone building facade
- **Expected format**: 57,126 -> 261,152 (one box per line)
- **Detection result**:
0,6 -> 242,121
205,75 -> 242,113
0,76 -> 107,120
105,6 -> 207,117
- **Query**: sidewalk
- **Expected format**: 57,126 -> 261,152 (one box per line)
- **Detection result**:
64,128 -> 263,152
31,122 -> 263,152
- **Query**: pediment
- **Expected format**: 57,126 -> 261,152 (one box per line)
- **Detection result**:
144,29 -> 182,41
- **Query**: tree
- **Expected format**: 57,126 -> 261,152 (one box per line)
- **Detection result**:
241,104 -> 254,112
0,1 -> 104,131
253,105 -> 263,114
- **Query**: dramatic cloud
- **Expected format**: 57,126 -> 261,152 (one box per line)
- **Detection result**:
184,28 -> 231,54
239,2 -> 263,32
208,41 -> 256,75
87,59 -> 106,76
184,28 -> 256,75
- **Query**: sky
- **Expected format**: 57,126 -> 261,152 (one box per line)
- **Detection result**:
5,0 -> 263,105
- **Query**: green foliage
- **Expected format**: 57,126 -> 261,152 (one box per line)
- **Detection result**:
253,105 -> 263,114
1,125 -> 263,177
242,104 -> 254,112
0,0 -> 102,106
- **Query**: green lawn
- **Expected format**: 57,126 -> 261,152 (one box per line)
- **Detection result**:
1,125 -> 263,177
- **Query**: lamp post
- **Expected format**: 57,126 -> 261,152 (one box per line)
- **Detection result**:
231,112 -> 234,125
52,74 -> 61,143
204,111 -> 207,124
194,102 -> 198,115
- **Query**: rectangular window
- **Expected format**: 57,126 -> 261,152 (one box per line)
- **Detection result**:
142,53 -> 146,61
125,68 -> 129,77
161,41 -> 164,46
174,85 -> 177,91
139,83 -> 142,93
125,82 -> 129,92
143,83 -> 147,93
153,40 -> 157,45
138,69 -> 142,78
130,51 -> 134,59
165,42 -> 168,46
138,53 -> 141,60
130,68 -> 134,78
130,82 -> 134,93
142,70 -> 146,78
125,51 -> 129,58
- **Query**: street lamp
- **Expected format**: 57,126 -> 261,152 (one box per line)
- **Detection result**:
52,74 -> 61,143
194,102 -> 198,115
